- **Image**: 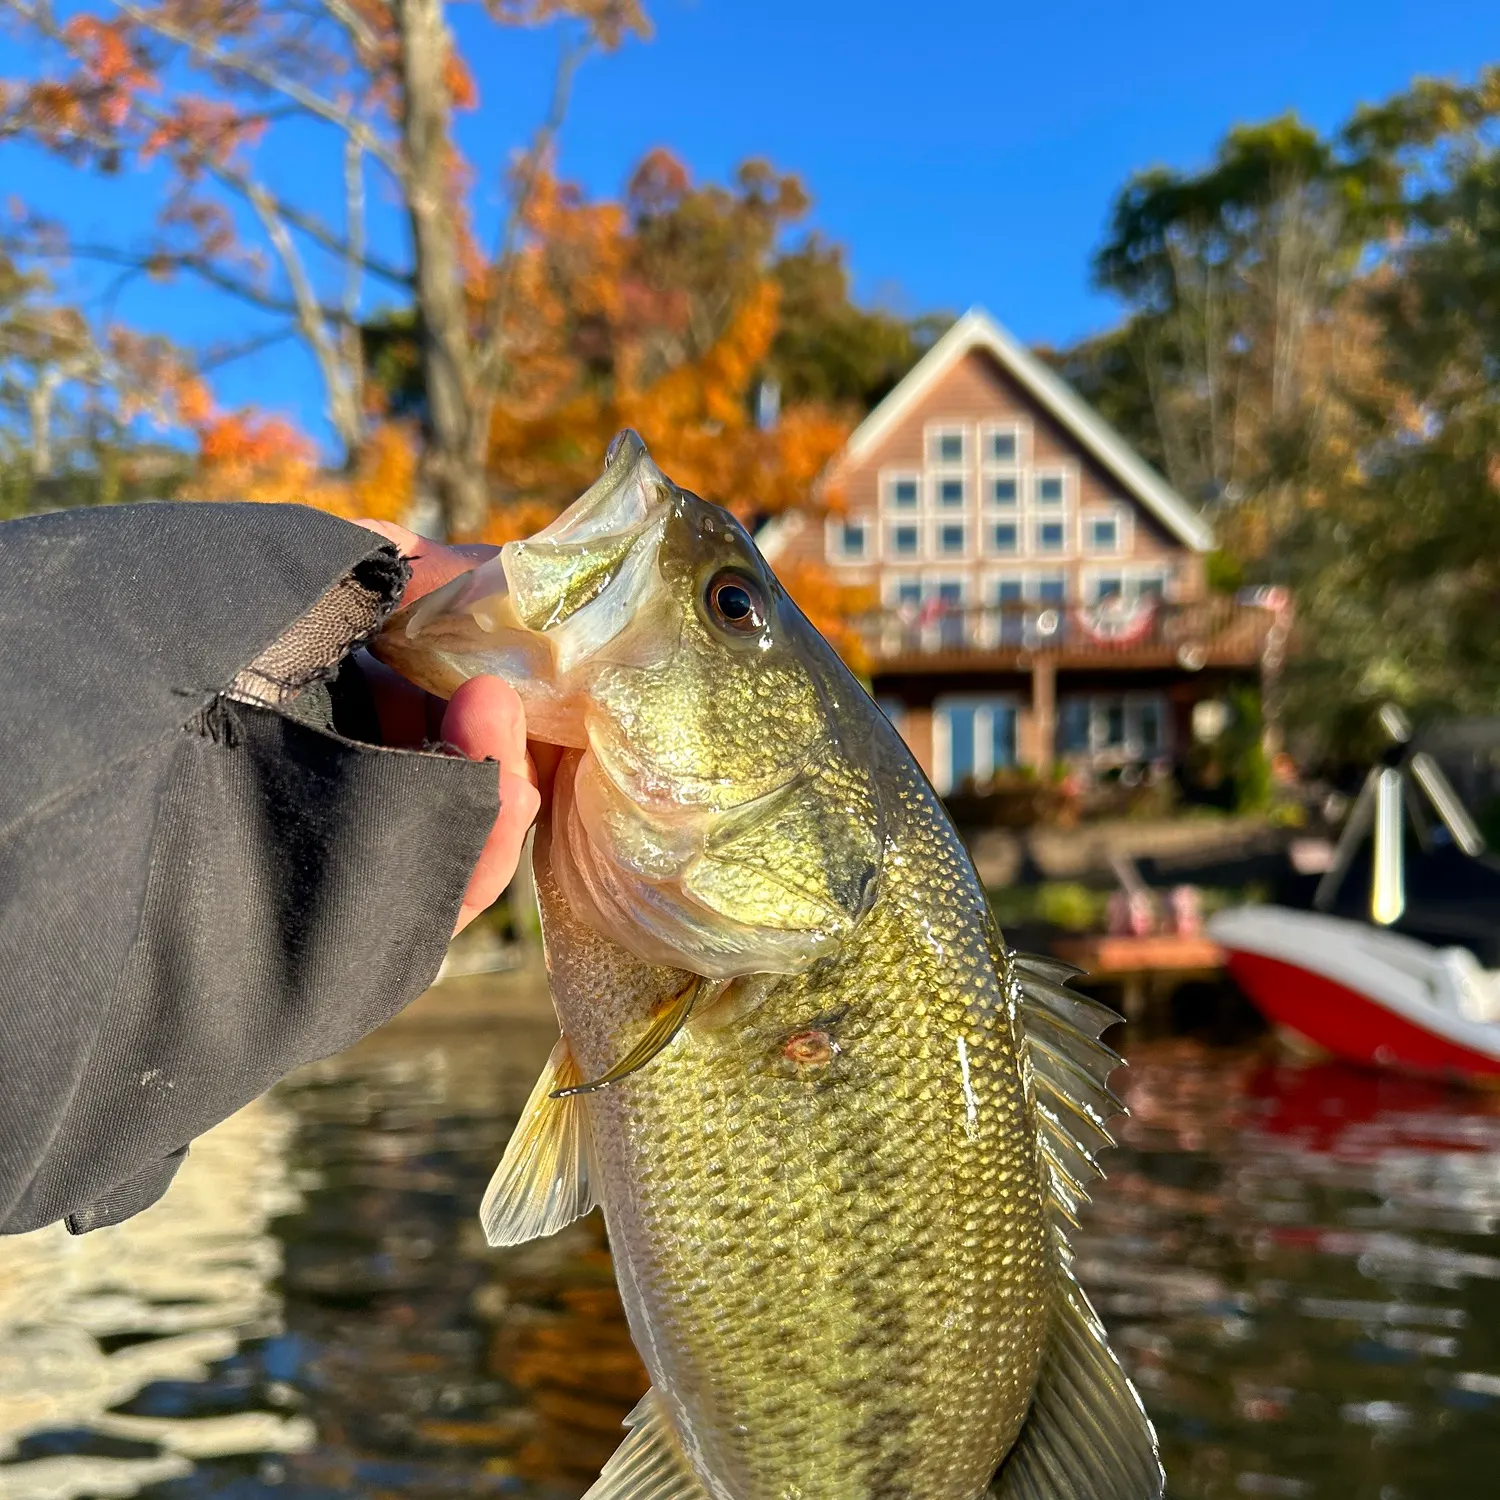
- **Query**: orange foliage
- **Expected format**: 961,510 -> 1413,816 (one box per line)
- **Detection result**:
776,559 -> 877,677
185,408 -> 416,522
479,159 -> 854,546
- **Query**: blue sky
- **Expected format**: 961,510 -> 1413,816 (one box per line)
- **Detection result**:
4,0 -> 1498,446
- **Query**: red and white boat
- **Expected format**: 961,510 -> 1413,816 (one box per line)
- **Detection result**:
1209,709 -> 1500,1081
1210,905 -> 1500,1079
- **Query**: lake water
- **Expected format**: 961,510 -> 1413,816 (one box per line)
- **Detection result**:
3,970 -> 1500,1500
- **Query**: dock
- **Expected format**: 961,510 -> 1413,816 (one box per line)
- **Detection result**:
1051,933 -> 1226,1022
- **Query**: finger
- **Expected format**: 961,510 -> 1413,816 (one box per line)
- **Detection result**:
440,675 -> 540,934
352,518 -> 499,605
358,649 -> 436,748
442,676 -> 529,779
454,769 -> 542,935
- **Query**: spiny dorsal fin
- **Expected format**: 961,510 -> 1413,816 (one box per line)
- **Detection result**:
583,1387 -> 713,1500
480,1037 -> 598,1246
1013,952 -> 1126,1227
990,1270 -> 1163,1500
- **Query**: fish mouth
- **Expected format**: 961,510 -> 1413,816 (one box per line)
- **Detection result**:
376,431 -> 679,744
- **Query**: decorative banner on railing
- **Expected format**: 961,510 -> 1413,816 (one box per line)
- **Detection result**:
1073,597 -> 1158,647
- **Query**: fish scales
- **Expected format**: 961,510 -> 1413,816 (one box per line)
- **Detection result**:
537,733 -> 1049,1500
373,431 -> 1163,1500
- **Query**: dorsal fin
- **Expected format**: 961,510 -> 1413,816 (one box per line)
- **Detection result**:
583,1387 -> 713,1500
991,1268 -> 1164,1500
1012,952 -> 1126,1228
480,1037 -> 598,1246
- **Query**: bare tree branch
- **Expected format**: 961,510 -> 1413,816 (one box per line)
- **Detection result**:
109,0 -> 405,178
474,33 -> 589,395
243,178 -> 364,448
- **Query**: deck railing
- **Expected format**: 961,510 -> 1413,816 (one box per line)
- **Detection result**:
854,597 -> 1279,670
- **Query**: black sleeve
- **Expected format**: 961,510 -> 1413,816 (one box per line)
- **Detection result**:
0,501 -> 500,1236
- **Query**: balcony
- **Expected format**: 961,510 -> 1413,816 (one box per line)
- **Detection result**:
855,597 -> 1281,674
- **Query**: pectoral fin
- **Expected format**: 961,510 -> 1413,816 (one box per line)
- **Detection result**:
990,1272 -> 1163,1500
479,1038 -> 598,1246
551,978 -> 703,1099
583,1387 -> 712,1500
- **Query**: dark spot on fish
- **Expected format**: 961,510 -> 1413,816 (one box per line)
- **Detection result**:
783,1029 -> 837,1068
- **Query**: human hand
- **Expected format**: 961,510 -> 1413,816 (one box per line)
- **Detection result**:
355,520 -> 542,934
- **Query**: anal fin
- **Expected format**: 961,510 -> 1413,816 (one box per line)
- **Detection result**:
991,1273 -> 1163,1500
583,1387 -> 712,1500
480,1037 -> 598,1246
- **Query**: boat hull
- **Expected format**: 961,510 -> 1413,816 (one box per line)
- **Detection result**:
1210,907 -> 1500,1082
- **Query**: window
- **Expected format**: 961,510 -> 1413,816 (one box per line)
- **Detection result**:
945,703 -> 977,788
827,516 -> 871,563
1087,570 -> 1167,603
1055,694 -> 1171,760
1057,700 -> 1091,754
934,695 -> 1020,793
841,521 -> 870,560
1102,701 -> 1127,749
929,427 -> 967,466
988,476 -> 1019,507
1037,520 -> 1065,552
987,428 -> 1019,462
894,578 -> 922,607
889,523 -> 921,558
1036,473 -> 1066,506
935,476 -> 967,508
933,579 -> 966,648
993,577 -> 1024,605
1139,699 -> 1164,757
1036,575 -> 1067,605
886,474 -> 920,510
990,521 -> 1019,555
937,522 -> 967,556
1086,517 -> 1120,553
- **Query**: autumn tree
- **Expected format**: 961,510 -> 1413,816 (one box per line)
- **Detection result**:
359,150 -> 889,543
1062,72 -> 1500,574
0,0 -> 646,534
1056,68 -> 1500,753
1279,133 -> 1500,740
0,249 -> 203,514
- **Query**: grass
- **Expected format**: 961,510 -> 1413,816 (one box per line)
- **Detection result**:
987,880 -> 1273,934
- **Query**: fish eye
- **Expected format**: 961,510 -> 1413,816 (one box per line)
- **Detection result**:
705,571 -> 767,634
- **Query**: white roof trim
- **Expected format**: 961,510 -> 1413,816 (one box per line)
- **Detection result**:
839,307 -> 1213,552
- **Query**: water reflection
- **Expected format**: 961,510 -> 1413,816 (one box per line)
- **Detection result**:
1087,1042 -> 1500,1500
0,1095 -> 309,1499
2,976 -> 1500,1498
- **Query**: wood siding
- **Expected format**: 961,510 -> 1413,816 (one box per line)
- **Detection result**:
777,347 -> 1205,605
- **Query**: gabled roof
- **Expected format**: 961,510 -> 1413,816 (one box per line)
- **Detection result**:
839,306 -> 1213,552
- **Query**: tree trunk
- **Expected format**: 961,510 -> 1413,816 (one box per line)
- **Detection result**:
394,0 -> 488,538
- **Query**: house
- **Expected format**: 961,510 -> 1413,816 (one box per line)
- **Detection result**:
765,308 -> 1279,794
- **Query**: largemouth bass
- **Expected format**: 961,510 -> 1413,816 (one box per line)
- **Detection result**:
373,432 -> 1161,1500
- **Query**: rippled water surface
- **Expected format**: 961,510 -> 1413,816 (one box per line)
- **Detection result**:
3,970 -> 1500,1500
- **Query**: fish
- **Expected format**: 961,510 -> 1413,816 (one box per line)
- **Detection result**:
372,431 -> 1162,1500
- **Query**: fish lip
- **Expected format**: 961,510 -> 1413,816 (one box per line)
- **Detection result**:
497,431 -> 678,649
516,429 -> 668,552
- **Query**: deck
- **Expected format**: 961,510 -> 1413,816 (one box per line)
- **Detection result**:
855,598 -> 1279,674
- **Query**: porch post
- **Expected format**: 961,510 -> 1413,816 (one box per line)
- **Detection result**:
901,705 -> 936,783
1030,656 -> 1056,776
